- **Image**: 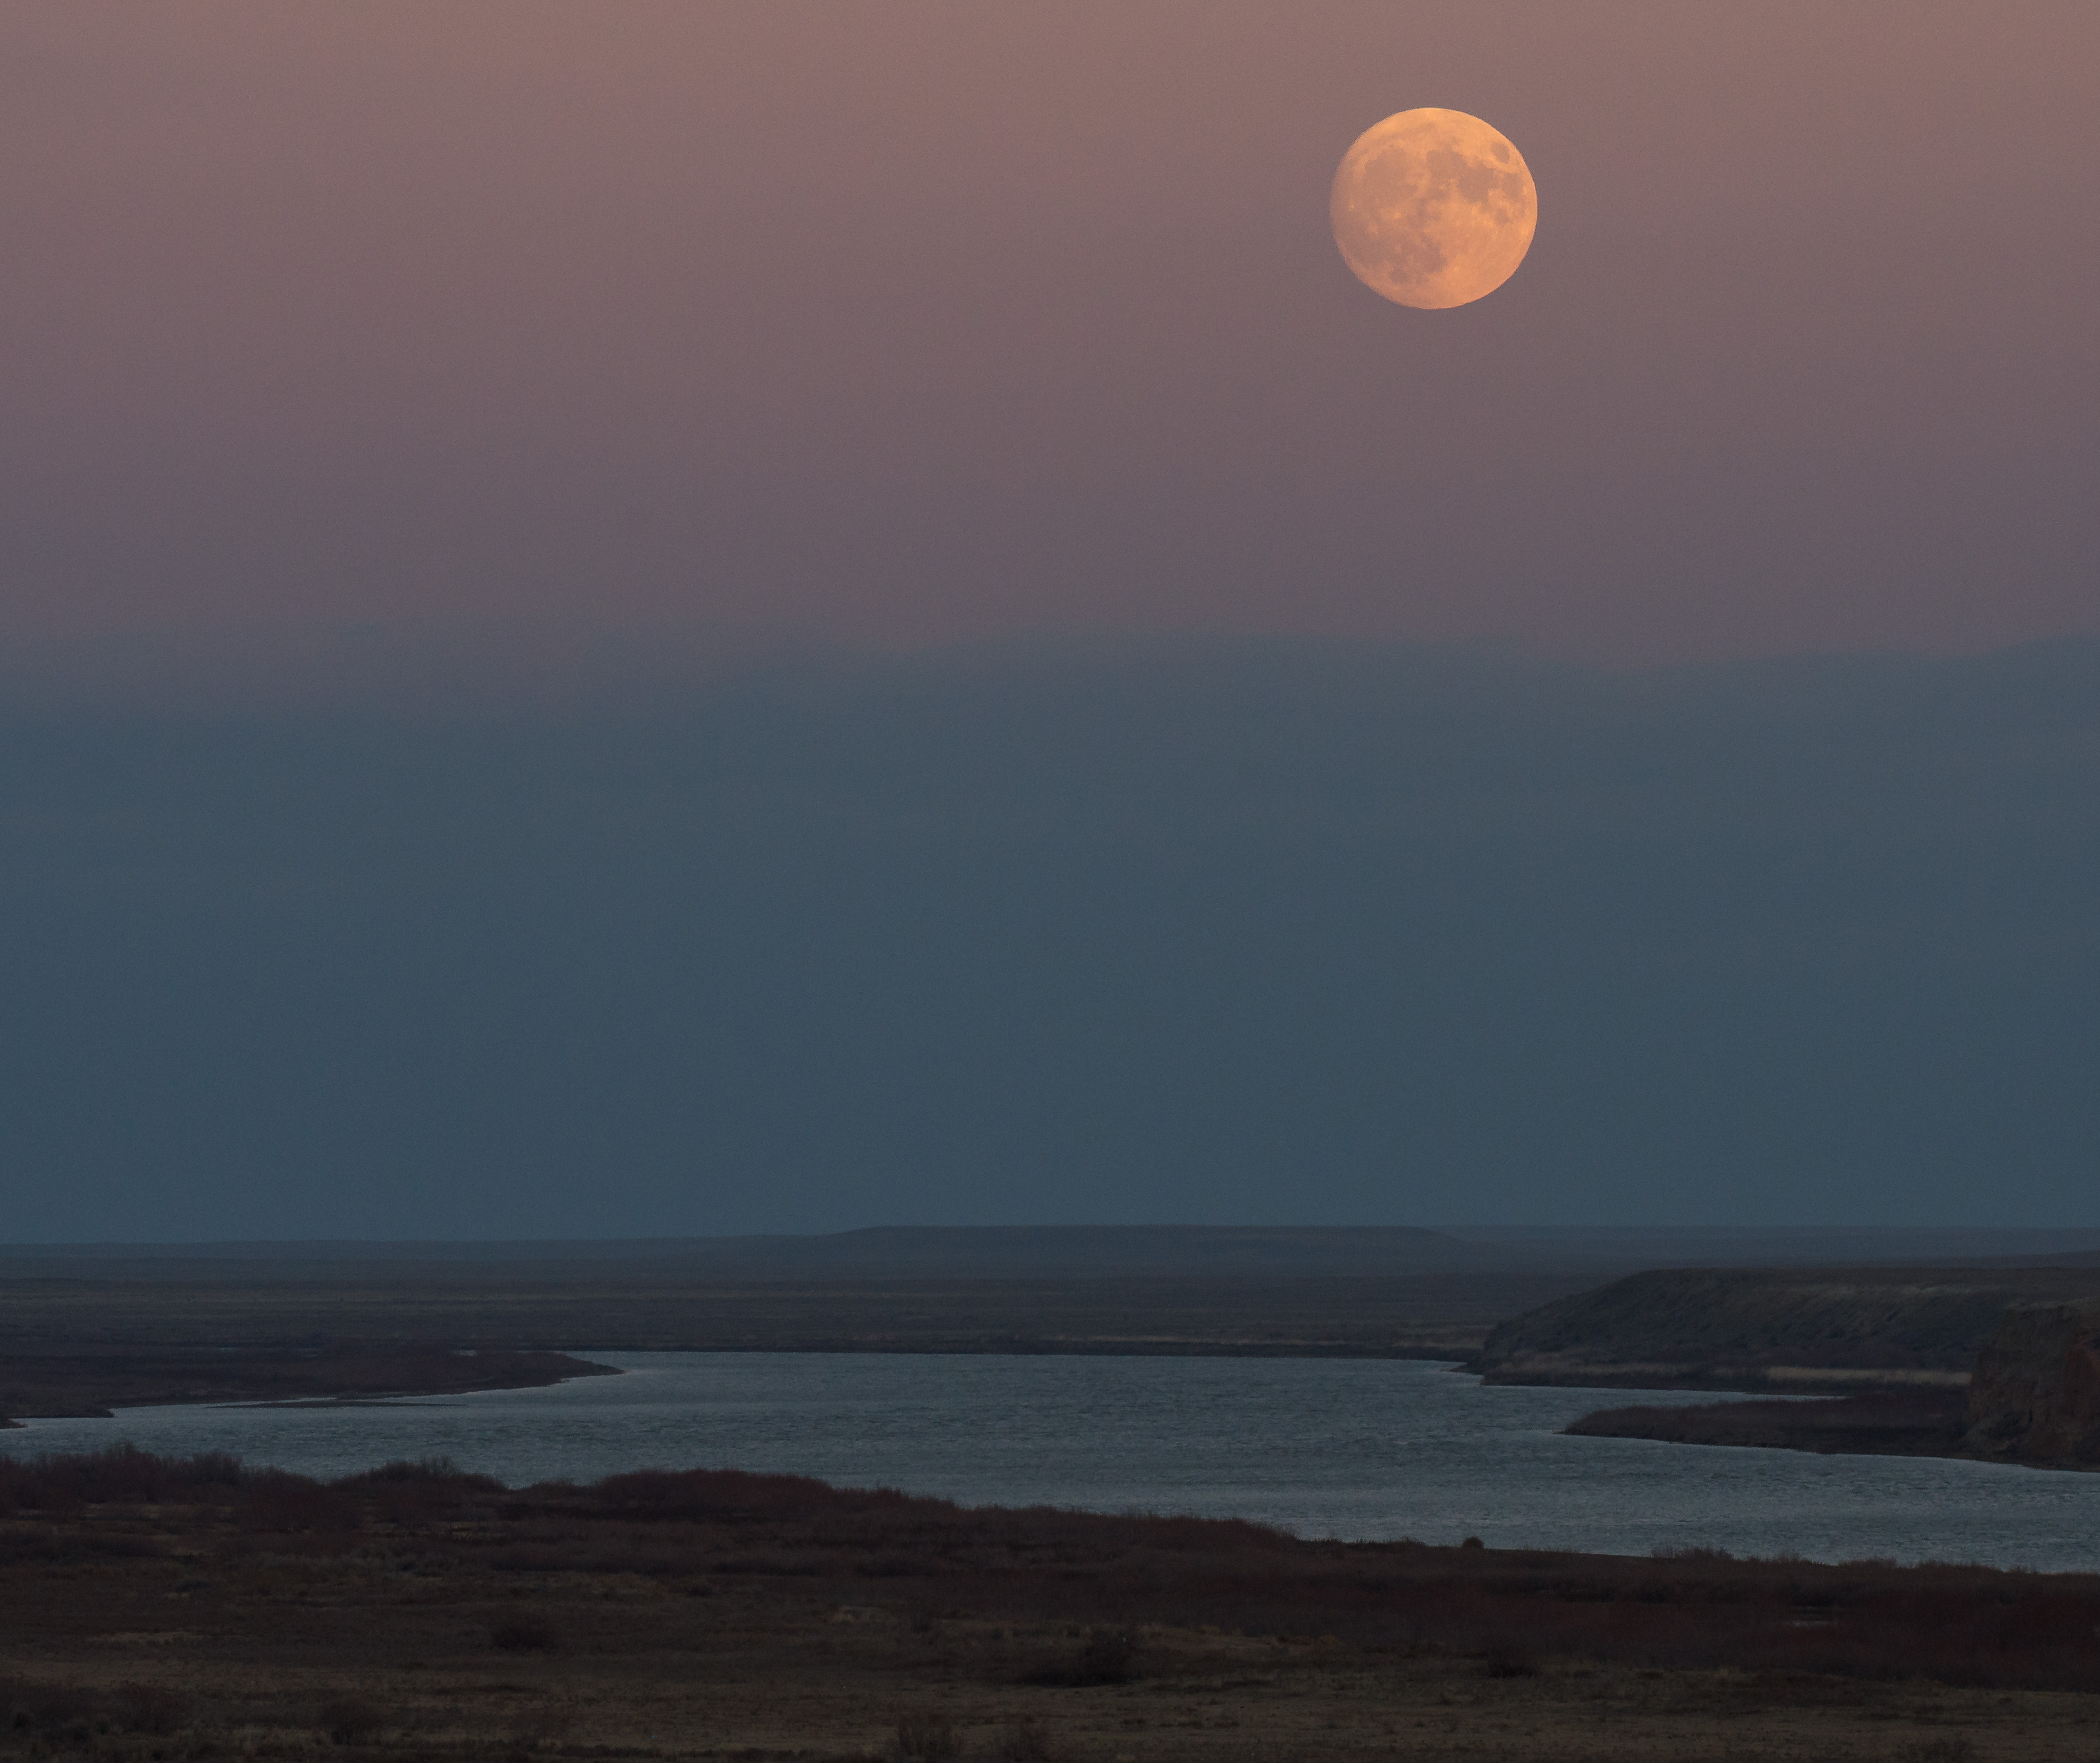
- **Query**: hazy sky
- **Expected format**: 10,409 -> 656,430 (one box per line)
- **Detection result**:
4,8 -> 2098,1240
4,2 -> 2098,662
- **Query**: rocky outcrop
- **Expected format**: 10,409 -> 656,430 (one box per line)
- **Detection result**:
1963,1298 -> 2100,1466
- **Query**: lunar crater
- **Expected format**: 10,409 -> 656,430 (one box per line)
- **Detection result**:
1331,109 -> 1538,310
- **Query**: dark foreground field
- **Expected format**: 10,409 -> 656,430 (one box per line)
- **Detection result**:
3,1449 -> 2099,1763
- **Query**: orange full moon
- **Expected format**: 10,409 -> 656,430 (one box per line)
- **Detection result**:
1329,109 -> 1537,310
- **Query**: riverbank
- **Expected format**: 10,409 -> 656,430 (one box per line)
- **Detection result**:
1561,1297 -> 2100,1473
1469,1265 -> 2100,1394
0,1346 -> 617,1427
1565,1387 -> 1975,1460
0,1256 -> 1600,1428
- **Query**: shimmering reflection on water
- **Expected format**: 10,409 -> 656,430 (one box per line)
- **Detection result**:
7,1353 -> 2096,1571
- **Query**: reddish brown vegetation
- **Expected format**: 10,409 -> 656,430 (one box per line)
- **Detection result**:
1,1446 -> 2096,1699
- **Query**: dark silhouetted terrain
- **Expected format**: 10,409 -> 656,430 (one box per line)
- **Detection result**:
1548,1283 -> 2100,1470
1965,1297 -> 2100,1465
1,1447 -> 2097,1760
0,1265 -> 1556,1425
14,1230 -> 2100,1426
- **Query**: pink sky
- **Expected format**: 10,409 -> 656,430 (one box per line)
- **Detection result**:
3,1 -> 2097,663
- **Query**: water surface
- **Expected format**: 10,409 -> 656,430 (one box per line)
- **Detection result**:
8,1353 -> 2094,1571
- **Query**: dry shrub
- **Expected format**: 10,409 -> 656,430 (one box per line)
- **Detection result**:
1028,1628 -> 1136,1687
0,1443 -> 246,1514
0,1523 -> 156,1564
998,1716 -> 1056,1760
596,1465 -> 918,1523
1074,1628 -> 1136,1685
239,1470 -> 360,1534
490,1615 -> 560,1653
1482,1641 -> 1539,1678
341,1455 -> 495,1488
0,1472 -> 84,1519
510,1703 -> 576,1747
317,1696 -> 385,1745
894,1710 -> 960,1761
859,1554 -> 925,1578
0,1675 -> 100,1737
339,1456 -> 502,1525
114,1681 -> 190,1734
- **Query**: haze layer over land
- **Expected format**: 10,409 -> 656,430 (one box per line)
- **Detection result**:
3,639 -> 2094,1239
2,5 -> 2096,1241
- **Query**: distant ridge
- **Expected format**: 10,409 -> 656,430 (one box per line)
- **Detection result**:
0,1225 -> 1474,1279
1443,1226 -> 2100,1267
654,1225 -> 1477,1277
7,1225 -> 2100,1283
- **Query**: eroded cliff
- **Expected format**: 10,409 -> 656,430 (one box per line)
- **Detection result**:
1963,1297 -> 2100,1467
